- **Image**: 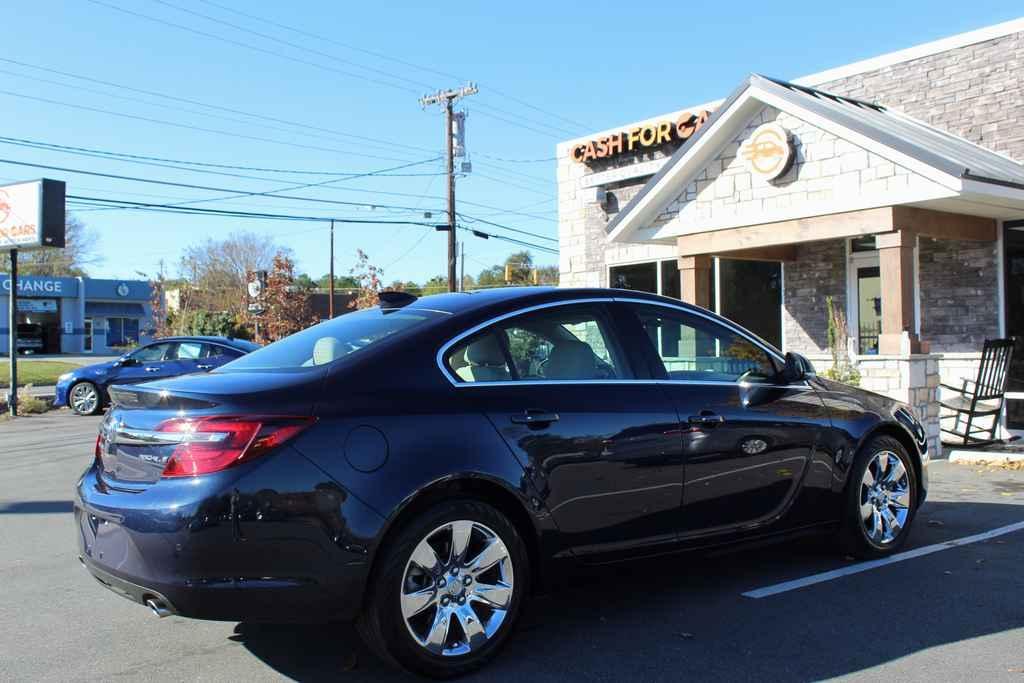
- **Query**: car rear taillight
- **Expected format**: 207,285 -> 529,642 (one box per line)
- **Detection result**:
156,416 -> 316,478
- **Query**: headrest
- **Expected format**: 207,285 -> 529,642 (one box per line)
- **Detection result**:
312,337 -> 344,366
465,335 -> 507,367
544,340 -> 597,379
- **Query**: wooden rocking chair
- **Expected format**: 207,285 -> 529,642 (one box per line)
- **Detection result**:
940,337 -> 1016,446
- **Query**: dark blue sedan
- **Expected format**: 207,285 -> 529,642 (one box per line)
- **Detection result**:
55,336 -> 260,415
75,288 -> 928,677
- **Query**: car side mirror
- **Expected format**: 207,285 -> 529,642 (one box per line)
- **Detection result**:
120,357 -> 138,367
779,352 -> 812,384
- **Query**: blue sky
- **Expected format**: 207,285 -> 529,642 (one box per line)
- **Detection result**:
2,1 -> 1021,284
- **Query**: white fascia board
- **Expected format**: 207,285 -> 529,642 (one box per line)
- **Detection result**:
751,88 -> 964,192
606,91 -> 763,244
960,179 -> 1024,207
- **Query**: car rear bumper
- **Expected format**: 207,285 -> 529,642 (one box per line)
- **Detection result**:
74,448 -> 384,622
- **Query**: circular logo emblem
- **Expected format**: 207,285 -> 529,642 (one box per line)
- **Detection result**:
116,282 -> 130,297
739,123 -> 793,181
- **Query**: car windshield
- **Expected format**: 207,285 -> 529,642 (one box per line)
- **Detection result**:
220,307 -> 446,371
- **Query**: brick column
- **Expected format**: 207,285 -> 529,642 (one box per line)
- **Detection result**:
876,230 -> 920,355
678,255 -> 712,310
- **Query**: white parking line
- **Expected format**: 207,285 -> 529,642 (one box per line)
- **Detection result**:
742,520 -> 1024,599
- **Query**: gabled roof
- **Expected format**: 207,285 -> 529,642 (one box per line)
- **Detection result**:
606,74 -> 1024,243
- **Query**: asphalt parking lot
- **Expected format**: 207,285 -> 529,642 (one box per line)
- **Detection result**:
2,412 -> 1022,682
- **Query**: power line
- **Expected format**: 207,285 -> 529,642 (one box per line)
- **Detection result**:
0,135 -> 444,178
65,194 -> 559,254
0,157 -> 446,213
0,57 -> 438,157
456,212 -> 558,243
0,88 -> 427,164
0,135 -> 444,184
195,0 -> 593,133
87,0 -> 580,140
152,0 -> 438,92
86,0 -> 422,94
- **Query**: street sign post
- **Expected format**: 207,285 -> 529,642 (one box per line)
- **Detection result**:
1,178 -> 66,416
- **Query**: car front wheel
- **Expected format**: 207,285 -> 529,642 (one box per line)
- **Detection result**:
840,435 -> 918,558
358,500 -> 529,678
69,381 -> 102,416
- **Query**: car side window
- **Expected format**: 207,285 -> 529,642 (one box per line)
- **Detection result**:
446,304 -> 630,383
203,344 -> 242,359
633,306 -> 779,382
174,342 -> 203,360
130,343 -> 171,363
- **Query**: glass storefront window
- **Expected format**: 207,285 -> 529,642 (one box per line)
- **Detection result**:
659,260 -> 680,299
609,262 -> 657,293
106,318 -> 141,347
718,259 -> 782,348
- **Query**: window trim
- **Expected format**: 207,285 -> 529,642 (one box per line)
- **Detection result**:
436,297 -> 797,388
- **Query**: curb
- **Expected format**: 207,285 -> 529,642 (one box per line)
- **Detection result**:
947,450 -> 1024,464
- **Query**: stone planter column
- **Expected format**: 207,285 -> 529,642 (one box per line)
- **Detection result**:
857,354 -> 941,457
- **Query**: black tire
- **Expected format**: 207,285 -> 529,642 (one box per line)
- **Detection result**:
839,435 -> 919,559
357,500 -> 530,679
68,381 -> 102,416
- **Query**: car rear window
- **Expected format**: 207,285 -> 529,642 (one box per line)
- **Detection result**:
221,307 -> 445,371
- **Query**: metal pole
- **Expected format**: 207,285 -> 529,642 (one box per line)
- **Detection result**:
8,249 -> 17,417
446,98 -> 457,292
328,219 -> 335,318
459,241 -> 465,292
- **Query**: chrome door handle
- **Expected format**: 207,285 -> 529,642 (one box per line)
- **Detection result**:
196,364 -> 213,370
511,410 -> 559,426
144,367 -> 160,373
688,413 -> 724,426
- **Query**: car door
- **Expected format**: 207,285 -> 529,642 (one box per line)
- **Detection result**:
620,302 -> 832,536
111,342 -> 176,385
442,301 -> 684,560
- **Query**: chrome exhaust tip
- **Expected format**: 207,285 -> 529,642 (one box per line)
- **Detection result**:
145,598 -> 172,618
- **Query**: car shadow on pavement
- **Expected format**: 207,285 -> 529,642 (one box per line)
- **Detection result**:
232,500 -> 1024,681
0,500 -> 74,514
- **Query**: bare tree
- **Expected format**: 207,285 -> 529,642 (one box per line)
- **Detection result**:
0,215 -> 102,276
178,231 -> 286,318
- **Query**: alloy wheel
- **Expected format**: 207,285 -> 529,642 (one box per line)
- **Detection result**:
70,383 -> 99,415
400,520 -> 514,657
859,450 -> 911,545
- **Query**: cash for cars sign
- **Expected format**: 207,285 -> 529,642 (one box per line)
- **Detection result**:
2,178 -> 66,417
0,179 -> 66,249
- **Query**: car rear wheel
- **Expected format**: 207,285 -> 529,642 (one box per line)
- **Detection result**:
357,500 -> 529,679
69,381 -> 102,416
840,435 -> 918,558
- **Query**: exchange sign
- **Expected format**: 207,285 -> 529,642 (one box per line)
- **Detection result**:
0,179 -> 66,250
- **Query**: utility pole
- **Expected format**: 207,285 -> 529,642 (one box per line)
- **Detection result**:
419,83 -> 478,292
8,249 -> 18,416
328,219 -> 335,318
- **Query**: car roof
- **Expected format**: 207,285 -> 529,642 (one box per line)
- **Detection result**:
404,286 -> 701,316
151,336 -> 259,351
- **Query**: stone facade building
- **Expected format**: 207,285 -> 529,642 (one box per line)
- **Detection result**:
556,19 -> 1024,454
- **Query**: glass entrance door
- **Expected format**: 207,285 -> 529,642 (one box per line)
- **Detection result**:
84,319 -> 93,352
1002,221 -> 1024,430
857,266 -> 882,355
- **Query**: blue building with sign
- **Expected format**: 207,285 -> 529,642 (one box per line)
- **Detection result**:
0,274 -> 154,355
